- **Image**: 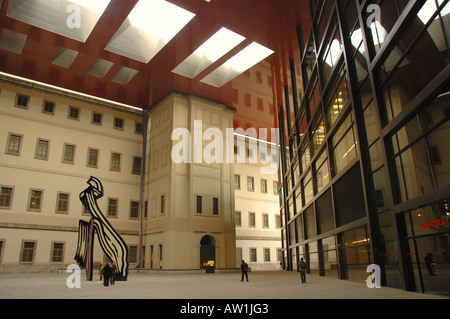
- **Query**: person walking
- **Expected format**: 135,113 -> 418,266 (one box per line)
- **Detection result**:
102,262 -> 112,287
298,258 -> 307,284
240,260 -> 249,282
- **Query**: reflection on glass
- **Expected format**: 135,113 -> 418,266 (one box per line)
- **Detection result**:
392,92 -> 450,202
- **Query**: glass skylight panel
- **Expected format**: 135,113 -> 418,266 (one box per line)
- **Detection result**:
200,42 -> 274,87
105,0 -> 196,63
112,67 -> 139,85
0,28 -> 27,54
6,0 -> 111,42
88,59 -> 114,78
51,47 -> 79,68
172,27 -> 246,78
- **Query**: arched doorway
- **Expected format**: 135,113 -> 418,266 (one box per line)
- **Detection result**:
200,235 -> 215,270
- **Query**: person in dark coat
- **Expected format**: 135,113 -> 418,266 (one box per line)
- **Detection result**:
298,258 -> 307,283
102,262 -> 112,287
110,262 -> 116,285
241,260 -> 249,282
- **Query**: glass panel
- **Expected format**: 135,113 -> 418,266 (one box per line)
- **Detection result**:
316,189 -> 334,234
413,234 -> 450,295
333,119 -> 357,175
409,199 -> 450,237
304,205 -> 316,239
325,68 -> 349,129
296,214 -> 304,243
303,172 -> 314,205
334,164 -> 366,227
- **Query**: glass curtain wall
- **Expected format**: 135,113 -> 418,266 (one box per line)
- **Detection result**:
278,0 -> 450,295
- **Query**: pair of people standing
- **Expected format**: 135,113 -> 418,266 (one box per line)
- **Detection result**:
100,262 -> 116,287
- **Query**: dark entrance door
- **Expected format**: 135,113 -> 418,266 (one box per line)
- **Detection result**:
200,235 -> 215,270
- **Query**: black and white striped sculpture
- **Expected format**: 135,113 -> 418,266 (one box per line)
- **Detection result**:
75,176 -> 129,281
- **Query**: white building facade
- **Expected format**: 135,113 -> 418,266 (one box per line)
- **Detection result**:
0,75 -> 280,273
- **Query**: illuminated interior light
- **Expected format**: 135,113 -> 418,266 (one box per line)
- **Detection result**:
172,27 -> 246,78
68,0 -> 111,14
201,42 -> 274,87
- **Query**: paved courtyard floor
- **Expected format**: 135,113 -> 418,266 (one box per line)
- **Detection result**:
1,270 -> 447,317
0,270 -> 447,299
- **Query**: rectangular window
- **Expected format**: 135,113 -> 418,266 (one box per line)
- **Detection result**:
160,195 -> 165,215
250,248 -> 257,262
35,139 -> 49,160
275,215 -> 282,228
196,196 -> 202,214
129,246 -> 138,263
114,117 -> 124,129
6,133 -> 22,155
263,213 -> 269,228
87,148 -> 99,167
92,112 -> 102,124
62,144 -> 75,164
51,242 -> 64,263
261,179 -> 267,193
249,212 -> 256,227
130,201 -> 139,219
247,177 -> 254,191
273,181 -> 279,195
68,106 -> 80,120
234,175 -> 241,189
264,248 -> 271,262
135,122 -> 143,134
43,101 -> 55,114
107,198 -> 118,217
21,241 -> 36,263
277,249 -> 282,262
132,156 -> 142,174
28,189 -> 43,211
0,186 -> 13,208
110,152 -> 121,171
213,197 -> 219,215
235,211 -> 242,226
15,94 -> 29,108
56,193 -> 70,214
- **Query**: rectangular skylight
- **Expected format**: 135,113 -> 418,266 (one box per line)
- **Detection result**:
105,0 -> 196,63
200,42 -> 274,87
172,27 -> 246,78
6,0 -> 111,42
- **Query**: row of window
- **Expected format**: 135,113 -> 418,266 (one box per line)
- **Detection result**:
5,132 -> 142,174
0,240 -> 145,265
234,175 -> 278,195
0,186 -> 224,219
13,93 -> 143,133
0,185 -> 143,218
235,211 -> 281,229
237,247 -> 282,264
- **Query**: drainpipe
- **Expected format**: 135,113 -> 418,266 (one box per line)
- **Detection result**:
137,109 -> 149,269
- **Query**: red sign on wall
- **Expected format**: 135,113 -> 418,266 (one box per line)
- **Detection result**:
421,218 -> 446,229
